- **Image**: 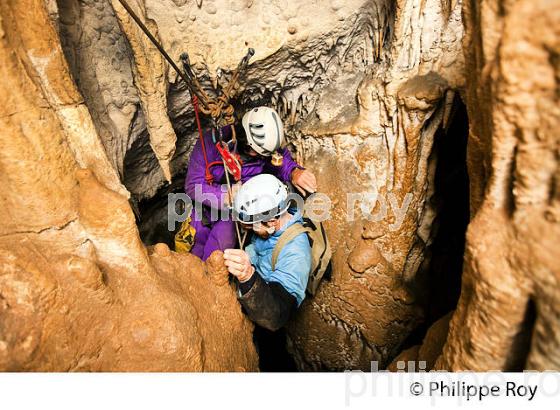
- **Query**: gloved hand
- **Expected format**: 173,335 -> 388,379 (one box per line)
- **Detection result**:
224,182 -> 242,207
291,168 -> 317,195
223,249 -> 255,283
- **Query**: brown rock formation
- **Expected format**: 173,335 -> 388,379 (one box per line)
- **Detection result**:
287,0 -> 465,370
0,0 -> 257,371
387,311 -> 452,371
110,0 -> 177,182
435,0 -> 560,371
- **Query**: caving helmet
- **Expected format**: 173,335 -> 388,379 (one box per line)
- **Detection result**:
232,174 -> 289,224
241,106 -> 284,156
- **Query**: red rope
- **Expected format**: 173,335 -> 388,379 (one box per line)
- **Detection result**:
192,95 -> 214,184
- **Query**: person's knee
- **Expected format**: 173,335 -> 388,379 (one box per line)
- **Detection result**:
202,221 -> 236,260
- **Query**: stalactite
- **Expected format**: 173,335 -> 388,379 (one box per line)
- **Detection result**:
110,0 -> 177,183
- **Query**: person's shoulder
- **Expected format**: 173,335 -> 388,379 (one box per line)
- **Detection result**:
282,228 -> 311,255
275,231 -> 311,280
297,230 -> 312,248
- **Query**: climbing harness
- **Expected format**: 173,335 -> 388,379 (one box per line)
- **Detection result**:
192,99 -> 243,185
181,52 -> 249,184
180,50 -> 252,246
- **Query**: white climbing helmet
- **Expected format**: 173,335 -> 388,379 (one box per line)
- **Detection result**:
241,106 -> 284,156
232,174 -> 289,224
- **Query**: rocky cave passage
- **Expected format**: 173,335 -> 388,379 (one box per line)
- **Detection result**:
1,0 -> 559,372
134,94 -> 471,372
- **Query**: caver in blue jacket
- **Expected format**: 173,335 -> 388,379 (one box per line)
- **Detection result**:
238,209 -> 311,330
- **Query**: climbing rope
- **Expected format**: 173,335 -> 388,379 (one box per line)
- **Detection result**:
180,49 -> 253,128
191,95 -> 213,184
116,0 -> 252,129
115,0 -> 204,109
115,0 -> 253,248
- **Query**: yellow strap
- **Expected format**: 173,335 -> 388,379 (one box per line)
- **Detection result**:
271,224 -> 310,271
174,216 -> 196,253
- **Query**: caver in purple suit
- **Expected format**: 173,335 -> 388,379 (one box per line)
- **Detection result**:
184,126 -> 301,261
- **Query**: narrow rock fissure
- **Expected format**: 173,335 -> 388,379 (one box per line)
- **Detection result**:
395,96 -> 470,360
505,298 -> 537,371
423,96 -> 469,322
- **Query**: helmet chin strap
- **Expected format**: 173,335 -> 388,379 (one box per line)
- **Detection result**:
249,143 -> 283,167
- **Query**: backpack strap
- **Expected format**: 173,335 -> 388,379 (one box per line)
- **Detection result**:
271,224 -> 310,271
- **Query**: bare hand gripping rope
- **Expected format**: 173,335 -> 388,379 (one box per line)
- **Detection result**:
115,0 -> 254,248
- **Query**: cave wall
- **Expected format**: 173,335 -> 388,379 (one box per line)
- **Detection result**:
53,0 -> 394,200
2,0 -> 466,371
0,0 -> 257,371
286,0 -> 465,370
435,0 -> 560,371
73,0 -> 465,370
1,0 -> 558,372
56,0 -> 141,180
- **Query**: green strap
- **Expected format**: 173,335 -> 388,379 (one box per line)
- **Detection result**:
271,224 -> 310,271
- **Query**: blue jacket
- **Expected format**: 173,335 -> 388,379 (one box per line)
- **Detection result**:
245,210 -> 311,306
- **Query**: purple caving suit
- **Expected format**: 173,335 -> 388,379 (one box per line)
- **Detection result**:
184,126 -> 301,261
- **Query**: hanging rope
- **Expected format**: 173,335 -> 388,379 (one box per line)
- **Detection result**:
115,0 -> 253,248
115,0 -> 203,105
180,49 -> 253,128
115,0 -> 251,128
191,95 -> 214,184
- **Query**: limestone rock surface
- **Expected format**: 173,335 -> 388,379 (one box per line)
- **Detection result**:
0,0 -> 257,371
